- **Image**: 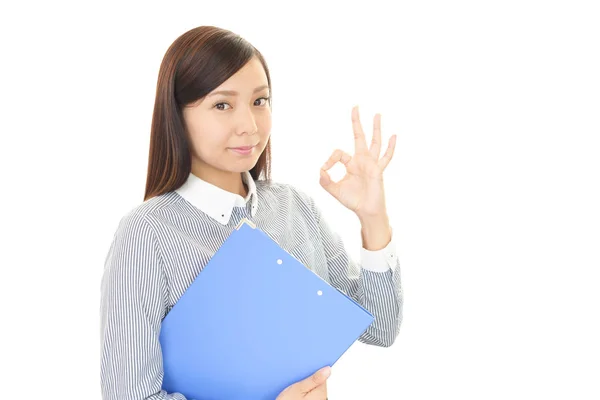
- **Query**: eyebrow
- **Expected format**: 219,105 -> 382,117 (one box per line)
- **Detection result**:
207,84 -> 270,97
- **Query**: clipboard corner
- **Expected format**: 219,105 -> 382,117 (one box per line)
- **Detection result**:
235,217 -> 256,230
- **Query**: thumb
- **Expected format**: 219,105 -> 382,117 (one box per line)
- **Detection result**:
298,366 -> 331,393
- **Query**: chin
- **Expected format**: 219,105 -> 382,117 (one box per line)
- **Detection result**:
227,159 -> 259,172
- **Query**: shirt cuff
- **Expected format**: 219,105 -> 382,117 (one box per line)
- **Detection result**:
360,230 -> 398,273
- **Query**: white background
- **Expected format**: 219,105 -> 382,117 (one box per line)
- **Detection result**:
1,0 -> 599,399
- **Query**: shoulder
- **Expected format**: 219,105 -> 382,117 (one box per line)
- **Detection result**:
257,179 -> 317,213
112,192 -> 180,238
286,183 -> 316,208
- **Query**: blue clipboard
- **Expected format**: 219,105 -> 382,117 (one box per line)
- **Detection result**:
159,218 -> 374,400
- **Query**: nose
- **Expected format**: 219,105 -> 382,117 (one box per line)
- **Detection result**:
237,106 -> 258,136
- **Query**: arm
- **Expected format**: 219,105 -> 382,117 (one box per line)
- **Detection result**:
100,213 -> 190,400
310,199 -> 403,348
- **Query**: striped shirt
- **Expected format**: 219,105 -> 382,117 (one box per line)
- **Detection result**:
100,171 -> 403,400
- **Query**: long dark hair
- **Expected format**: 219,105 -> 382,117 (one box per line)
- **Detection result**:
144,26 -> 273,201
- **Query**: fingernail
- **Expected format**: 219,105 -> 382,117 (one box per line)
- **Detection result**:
320,366 -> 331,378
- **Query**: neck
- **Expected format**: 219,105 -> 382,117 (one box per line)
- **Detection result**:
191,162 -> 247,197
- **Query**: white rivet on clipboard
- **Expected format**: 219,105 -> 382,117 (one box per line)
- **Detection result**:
317,290 -> 323,296
277,259 -> 283,265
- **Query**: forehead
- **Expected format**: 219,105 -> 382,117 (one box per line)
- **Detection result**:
214,57 -> 268,91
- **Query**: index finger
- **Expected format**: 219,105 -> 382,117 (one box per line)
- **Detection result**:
306,381 -> 328,400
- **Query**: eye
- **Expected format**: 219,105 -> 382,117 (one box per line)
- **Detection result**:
214,102 -> 231,111
255,96 -> 271,106
213,96 -> 270,111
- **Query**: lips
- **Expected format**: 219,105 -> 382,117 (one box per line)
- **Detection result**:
230,145 -> 256,150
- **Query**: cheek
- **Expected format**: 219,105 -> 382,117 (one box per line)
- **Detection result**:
259,134 -> 271,150
258,117 -> 272,139
189,130 -> 229,159
259,114 -> 272,131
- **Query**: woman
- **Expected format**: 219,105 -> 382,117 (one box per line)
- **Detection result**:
100,25 -> 403,400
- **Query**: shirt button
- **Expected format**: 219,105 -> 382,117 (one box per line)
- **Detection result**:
388,253 -> 396,266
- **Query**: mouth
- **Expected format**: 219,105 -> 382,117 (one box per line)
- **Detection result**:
229,145 -> 256,151
228,144 -> 257,155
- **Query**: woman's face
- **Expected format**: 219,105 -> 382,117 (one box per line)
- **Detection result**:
182,56 -> 272,176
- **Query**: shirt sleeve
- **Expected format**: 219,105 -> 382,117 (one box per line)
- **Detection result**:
360,226 -> 399,272
100,213 -> 191,400
309,198 -> 403,348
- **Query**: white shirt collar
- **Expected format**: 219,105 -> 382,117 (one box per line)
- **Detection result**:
175,170 -> 258,225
